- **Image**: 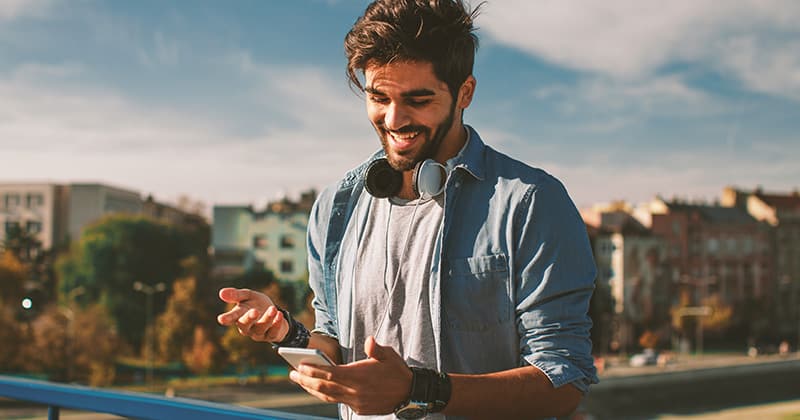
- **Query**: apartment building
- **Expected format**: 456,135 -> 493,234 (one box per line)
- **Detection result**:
583,202 -> 671,353
0,183 -> 69,250
1,182 -> 205,252
722,186 -> 800,337
66,183 -> 143,241
649,197 -> 773,305
212,190 -> 316,282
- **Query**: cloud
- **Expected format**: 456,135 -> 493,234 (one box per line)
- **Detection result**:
0,57 -> 376,205
0,0 -> 53,21
480,0 -> 800,100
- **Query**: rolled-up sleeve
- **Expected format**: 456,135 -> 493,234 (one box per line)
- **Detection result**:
514,177 -> 598,394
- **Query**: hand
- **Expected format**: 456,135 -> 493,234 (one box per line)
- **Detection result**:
288,336 -> 412,415
216,287 -> 289,343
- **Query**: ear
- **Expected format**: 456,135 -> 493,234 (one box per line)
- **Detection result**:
457,75 -> 476,110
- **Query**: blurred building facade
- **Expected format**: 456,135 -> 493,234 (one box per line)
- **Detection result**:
0,183 -> 69,250
649,196 -> 773,305
583,202 -> 672,353
211,190 -> 316,282
722,186 -> 800,340
0,181 -> 206,253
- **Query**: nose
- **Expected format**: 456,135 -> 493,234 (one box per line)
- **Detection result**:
383,103 -> 410,131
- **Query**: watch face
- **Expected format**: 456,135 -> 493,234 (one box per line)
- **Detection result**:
396,407 -> 426,419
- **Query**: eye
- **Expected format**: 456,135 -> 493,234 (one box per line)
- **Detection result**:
406,98 -> 432,107
369,95 -> 389,104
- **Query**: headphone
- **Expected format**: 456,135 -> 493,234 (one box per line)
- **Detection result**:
364,158 -> 447,199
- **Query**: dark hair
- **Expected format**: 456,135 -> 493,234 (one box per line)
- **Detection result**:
344,0 -> 482,99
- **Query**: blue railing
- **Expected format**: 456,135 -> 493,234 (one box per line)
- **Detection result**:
0,375 -> 330,420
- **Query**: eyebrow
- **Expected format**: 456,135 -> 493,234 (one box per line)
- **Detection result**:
365,87 -> 436,97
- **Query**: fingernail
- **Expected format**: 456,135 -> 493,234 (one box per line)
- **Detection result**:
289,370 -> 298,382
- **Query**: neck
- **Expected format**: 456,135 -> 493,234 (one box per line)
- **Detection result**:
396,123 -> 466,200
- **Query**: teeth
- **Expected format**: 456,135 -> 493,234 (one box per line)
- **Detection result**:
391,131 -> 419,141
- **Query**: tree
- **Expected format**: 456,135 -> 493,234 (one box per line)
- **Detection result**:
218,279 -> 290,378
183,326 -> 223,375
55,215 -> 207,351
0,306 -> 25,371
22,303 -> 122,385
0,251 -> 26,306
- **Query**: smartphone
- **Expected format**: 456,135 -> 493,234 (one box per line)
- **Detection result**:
277,347 -> 336,369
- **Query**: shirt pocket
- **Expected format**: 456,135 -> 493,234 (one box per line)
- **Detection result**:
443,253 -> 511,332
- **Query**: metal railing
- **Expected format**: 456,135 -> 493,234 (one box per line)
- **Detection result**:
0,375 -> 330,420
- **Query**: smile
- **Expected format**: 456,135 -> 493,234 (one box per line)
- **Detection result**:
388,130 -> 421,150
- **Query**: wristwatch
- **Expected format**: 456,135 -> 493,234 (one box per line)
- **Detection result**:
394,367 -> 451,419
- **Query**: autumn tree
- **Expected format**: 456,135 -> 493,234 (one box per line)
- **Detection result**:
218,269 -> 290,378
55,214 -> 208,351
22,303 -> 122,385
0,251 -> 26,306
183,326 -> 223,375
0,306 -> 25,371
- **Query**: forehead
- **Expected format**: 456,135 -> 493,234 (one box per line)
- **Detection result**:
364,61 -> 449,94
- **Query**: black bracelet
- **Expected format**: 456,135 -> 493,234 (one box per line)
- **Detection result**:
273,307 -> 310,348
430,370 -> 452,413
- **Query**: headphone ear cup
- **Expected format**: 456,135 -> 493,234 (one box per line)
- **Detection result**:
414,159 -> 447,199
365,158 -> 402,198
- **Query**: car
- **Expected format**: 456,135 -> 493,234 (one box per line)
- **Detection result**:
629,348 -> 658,367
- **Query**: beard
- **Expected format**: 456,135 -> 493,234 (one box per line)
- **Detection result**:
377,101 -> 457,172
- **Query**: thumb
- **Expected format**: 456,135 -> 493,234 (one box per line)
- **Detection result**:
219,287 -> 250,304
364,336 -> 393,361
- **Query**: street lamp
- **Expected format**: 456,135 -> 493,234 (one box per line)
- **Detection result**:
133,281 -> 167,388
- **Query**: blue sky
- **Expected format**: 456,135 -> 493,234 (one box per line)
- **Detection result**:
2,0 -> 799,211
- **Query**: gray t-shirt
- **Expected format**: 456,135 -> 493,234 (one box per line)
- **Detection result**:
343,195 -> 444,420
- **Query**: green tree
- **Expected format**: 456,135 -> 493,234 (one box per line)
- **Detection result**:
55,215 -> 207,351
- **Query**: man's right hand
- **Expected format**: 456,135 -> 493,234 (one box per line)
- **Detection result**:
217,287 -> 290,343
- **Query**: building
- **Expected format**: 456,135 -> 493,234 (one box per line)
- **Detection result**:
212,190 -> 316,282
649,196 -> 773,306
583,202 -> 671,353
722,186 -> 800,339
1,181 -> 206,252
66,183 -> 144,242
0,183 -> 69,250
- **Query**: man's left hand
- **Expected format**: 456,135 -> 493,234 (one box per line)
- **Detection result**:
289,336 -> 412,415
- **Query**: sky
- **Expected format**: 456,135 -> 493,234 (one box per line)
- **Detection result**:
2,0 -> 799,212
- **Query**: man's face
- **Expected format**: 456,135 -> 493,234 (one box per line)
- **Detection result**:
364,61 -> 459,172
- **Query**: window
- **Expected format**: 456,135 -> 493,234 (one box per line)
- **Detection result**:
252,235 -> 268,249
280,235 -> 295,249
672,221 -> 681,235
280,260 -> 294,274
26,193 -> 44,209
4,221 -> 20,234
707,238 -> 719,254
4,194 -> 20,209
26,221 -> 42,234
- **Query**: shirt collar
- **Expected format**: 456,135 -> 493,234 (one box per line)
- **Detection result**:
447,125 -> 485,181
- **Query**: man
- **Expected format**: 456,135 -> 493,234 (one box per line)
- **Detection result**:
217,1 -> 597,418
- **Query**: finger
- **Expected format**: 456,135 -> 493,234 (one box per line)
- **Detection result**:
219,287 -> 252,304
289,369 -> 355,403
235,309 -> 260,335
250,306 -> 282,341
364,336 -> 393,361
217,306 -> 248,326
289,370 -> 339,403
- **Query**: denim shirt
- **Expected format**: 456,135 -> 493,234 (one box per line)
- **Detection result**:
307,126 -> 599,402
